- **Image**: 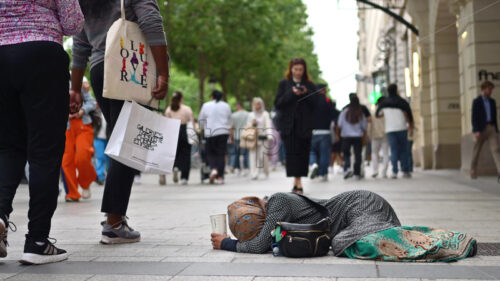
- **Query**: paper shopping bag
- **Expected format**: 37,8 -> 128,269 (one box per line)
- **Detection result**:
102,0 -> 158,107
105,101 -> 180,174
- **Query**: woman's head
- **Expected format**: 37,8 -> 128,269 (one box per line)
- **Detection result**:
252,97 -> 265,113
171,91 -> 183,111
285,57 -> 311,82
211,90 -> 223,102
227,196 -> 267,242
346,95 -> 363,124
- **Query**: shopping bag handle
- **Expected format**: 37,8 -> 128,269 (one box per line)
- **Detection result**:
120,0 -> 125,20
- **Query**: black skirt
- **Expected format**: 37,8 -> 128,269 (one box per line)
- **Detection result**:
282,132 -> 311,177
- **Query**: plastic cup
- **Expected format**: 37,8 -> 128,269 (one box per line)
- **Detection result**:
210,214 -> 227,236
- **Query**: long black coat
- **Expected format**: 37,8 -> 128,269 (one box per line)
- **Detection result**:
274,79 -> 317,138
472,95 -> 498,133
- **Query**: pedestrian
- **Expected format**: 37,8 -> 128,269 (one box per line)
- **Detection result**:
336,96 -> 367,180
62,77 -> 97,202
369,97 -> 389,178
375,84 -> 413,179
269,108 -> 282,170
229,102 -> 250,175
329,101 -> 342,174
166,91 -> 195,185
199,90 -> 232,184
0,0 -> 84,264
247,98 -> 272,180
309,84 -> 335,182
93,108 -> 109,186
470,81 -> 500,180
274,57 -> 317,195
210,190 -> 477,262
71,0 -> 169,244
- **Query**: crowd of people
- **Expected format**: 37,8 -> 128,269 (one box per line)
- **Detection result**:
0,0 -> 491,266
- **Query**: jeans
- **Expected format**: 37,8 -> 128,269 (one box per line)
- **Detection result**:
309,134 -> 332,176
342,137 -> 363,176
94,138 -> 109,182
229,139 -> 248,169
386,130 -> 410,174
0,41 -> 69,239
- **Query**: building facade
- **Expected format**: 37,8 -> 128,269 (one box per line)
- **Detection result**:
357,0 -> 500,174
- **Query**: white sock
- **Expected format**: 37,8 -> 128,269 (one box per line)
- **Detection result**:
35,242 -> 45,246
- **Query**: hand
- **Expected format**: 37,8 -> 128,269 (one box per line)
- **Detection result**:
69,89 -> 82,113
69,109 -> 84,119
211,233 -> 229,250
152,73 -> 169,100
252,120 -> 258,127
292,86 -> 306,96
475,132 -> 482,139
409,128 -> 414,138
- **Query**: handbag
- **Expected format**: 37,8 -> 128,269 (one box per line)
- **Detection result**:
272,195 -> 332,258
102,0 -> 158,107
105,101 -> 180,174
240,126 -> 258,149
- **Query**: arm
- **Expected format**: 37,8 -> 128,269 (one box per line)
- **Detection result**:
71,29 -> 92,113
132,0 -> 169,100
274,80 -> 298,110
55,0 -> 84,36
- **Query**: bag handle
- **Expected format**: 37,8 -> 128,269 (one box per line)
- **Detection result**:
120,0 -> 126,20
295,194 -> 330,220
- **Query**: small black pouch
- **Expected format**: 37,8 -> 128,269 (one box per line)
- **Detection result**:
273,195 -> 332,258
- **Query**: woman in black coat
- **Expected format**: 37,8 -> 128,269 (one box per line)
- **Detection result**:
274,58 -> 317,194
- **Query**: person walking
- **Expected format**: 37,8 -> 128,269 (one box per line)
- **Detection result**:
93,108 -> 109,186
62,77 -> 97,202
247,98 -> 272,180
470,81 -> 500,180
166,91 -> 195,185
309,84 -> 335,182
336,96 -> 367,180
376,84 -> 413,179
199,90 -> 232,184
369,97 -> 389,178
274,57 -> 317,194
0,0 -> 84,264
71,0 -> 169,244
229,102 -> 250,175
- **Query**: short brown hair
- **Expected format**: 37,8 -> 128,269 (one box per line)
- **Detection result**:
481,81 -> 495,90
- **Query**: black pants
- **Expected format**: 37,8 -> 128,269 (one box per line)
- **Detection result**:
206,134 -> 228,178
282,132 -> 311,177
0,41 -> 69,240
91,62 -> 137,216
342,137 -> 363,176
174,124 -> 191,180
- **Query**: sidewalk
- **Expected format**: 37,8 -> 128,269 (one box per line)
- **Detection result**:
1,167 -> 500,280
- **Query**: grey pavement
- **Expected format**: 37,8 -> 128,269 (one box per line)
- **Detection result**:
1,166 -> 500,280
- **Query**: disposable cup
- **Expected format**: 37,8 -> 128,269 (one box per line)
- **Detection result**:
210,214 -> 227,236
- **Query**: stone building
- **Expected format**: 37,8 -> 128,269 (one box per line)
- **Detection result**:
357,0 -> 500,175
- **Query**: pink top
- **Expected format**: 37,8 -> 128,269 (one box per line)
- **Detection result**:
0,0 -> 84,46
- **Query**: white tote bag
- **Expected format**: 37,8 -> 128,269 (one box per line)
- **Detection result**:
105,101 -> 180,174
102,0 -> 158,107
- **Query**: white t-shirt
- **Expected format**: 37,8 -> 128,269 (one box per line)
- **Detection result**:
383,108 -> 407,133
198,100 -> 232,137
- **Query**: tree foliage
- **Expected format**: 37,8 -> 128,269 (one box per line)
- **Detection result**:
161,0 -> 321,110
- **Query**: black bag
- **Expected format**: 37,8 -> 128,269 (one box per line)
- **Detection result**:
273,195 -> 332,258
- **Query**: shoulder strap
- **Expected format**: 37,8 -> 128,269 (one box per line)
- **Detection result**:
296,194 -> 330,218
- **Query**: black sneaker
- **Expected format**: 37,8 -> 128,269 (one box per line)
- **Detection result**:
19,238 -> 68,265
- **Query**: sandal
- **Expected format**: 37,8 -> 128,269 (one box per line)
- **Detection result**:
292,186 -> 304,195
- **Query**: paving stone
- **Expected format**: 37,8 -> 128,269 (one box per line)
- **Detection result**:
179,263 -> 377,278
254,278 -> 336,281
338,279 -> 419,281
161,257 -> 234,263
88,275 -> 173,281
0,274 -> 16,280
170,276 -> 253,281
93,256 -> 164,262
5,274 -> 93,281
377,264 -> 494,279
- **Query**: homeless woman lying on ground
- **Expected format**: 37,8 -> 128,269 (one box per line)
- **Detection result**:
210,190 -> 477,262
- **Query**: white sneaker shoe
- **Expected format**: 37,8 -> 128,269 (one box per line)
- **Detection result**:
82,188 -> 91,199
391,174 -> 398,179
133,175 -> 142,185
209,170 -> 218,184
320,175 -> 328,182
180,179 -> 188,185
